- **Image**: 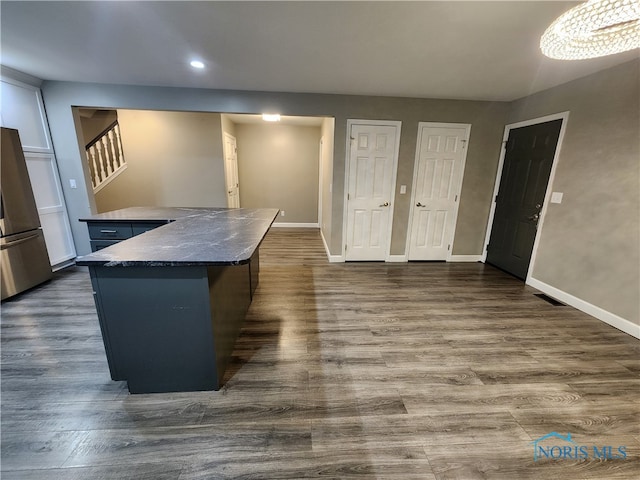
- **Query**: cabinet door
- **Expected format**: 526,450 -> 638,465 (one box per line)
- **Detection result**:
24,152 -> 76,265
0,79 -> 51,152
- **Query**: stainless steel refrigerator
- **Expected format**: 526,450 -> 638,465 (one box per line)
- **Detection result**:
1,127 -> 52,300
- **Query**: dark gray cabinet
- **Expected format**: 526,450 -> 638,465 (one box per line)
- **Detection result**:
77,207 -> 278,394
85,221 -> 169,252
89,263 -> 251,392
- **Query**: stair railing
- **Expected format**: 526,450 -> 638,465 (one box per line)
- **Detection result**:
86,121 -> 127,192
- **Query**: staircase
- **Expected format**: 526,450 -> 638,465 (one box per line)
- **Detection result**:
86,121 -> 127,193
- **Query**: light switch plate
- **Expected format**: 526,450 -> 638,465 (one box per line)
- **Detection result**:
400,185 -> 407,194
550,192 -> 563,204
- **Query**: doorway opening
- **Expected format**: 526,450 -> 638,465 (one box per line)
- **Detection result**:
73,109 -> 334,230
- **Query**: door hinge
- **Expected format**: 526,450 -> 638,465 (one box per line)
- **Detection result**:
486,244 -> 490,252
494,195 -> 498,202
455,194 -> 458,202
345,244 -> 348,252
448,244 -> 451,251
347,193 -> 350,200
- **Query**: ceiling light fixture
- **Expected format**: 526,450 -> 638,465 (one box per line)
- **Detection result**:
540,0 -> 640,60
262,114 -> 281,122
190,60 -> 205,69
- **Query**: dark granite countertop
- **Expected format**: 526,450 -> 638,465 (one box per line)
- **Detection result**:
76,207 -> 279,267
78,206 -> 218,223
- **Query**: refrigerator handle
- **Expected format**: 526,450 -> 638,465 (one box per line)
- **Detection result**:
0,232 -> 42,249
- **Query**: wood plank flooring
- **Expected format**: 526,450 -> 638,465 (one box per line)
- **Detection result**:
2,228 -> 639,479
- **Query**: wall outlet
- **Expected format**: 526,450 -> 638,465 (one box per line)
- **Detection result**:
281,210 -> 285,216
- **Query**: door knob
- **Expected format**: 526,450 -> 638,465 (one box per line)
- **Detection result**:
379,202 -> 390,207
528,213 -> 540,221
417,202 -> 425,207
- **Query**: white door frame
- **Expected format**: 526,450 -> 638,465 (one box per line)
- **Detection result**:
481,111 -> 570,283
342,119 -> 402,261
222,132 -> 239,208
318,136 -> 324,228
405,122 -> 471,262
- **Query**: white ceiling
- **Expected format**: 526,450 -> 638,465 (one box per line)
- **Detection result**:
1,1 -> 637,102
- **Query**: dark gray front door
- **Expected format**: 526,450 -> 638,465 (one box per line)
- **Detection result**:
486,119 -> 563,280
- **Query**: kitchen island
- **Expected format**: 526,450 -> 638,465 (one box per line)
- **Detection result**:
76,207 -> 279,393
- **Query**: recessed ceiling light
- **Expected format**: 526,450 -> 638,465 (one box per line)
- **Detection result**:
190,60 -> 205,69
262,114 -> 281,122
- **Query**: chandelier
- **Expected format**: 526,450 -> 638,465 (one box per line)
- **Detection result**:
540,0 -> 640,60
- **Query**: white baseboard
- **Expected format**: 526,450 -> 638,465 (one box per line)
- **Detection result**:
448,255 -> 483,262
271,222 -> 319,228
320,229 -> 345,263
527,277 -> 640,339
387,255 -> 408,263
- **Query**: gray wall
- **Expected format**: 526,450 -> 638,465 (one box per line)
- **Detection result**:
93,110 -> 226,212
320,117 -> 335,246
506,59 -> 639,325
40,81 -> 508,257
38,63 -> 638,327
235,123 -> 320,224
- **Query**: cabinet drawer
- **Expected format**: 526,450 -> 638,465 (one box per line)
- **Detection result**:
132,222 -> 167,236
88,222 -> 133,240
90,240 -> 120,252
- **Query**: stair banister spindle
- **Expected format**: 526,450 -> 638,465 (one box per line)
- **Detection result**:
96,140 -> 107,181
101,136 -> 113,175
88,147 -> 100,187
114,124 -> 125,167
107,130 -> 119,169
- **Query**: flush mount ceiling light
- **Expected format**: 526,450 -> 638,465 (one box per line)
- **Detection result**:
540,0 -> 640,60
262,114 -> 281,122
190,60 -> 205,69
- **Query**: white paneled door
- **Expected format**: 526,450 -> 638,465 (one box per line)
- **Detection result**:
223,133 -> 240,208
345,121 -> 400,261
408,123 -> 470,261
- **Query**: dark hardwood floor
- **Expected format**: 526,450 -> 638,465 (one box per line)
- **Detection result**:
2,228 -> 639,479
